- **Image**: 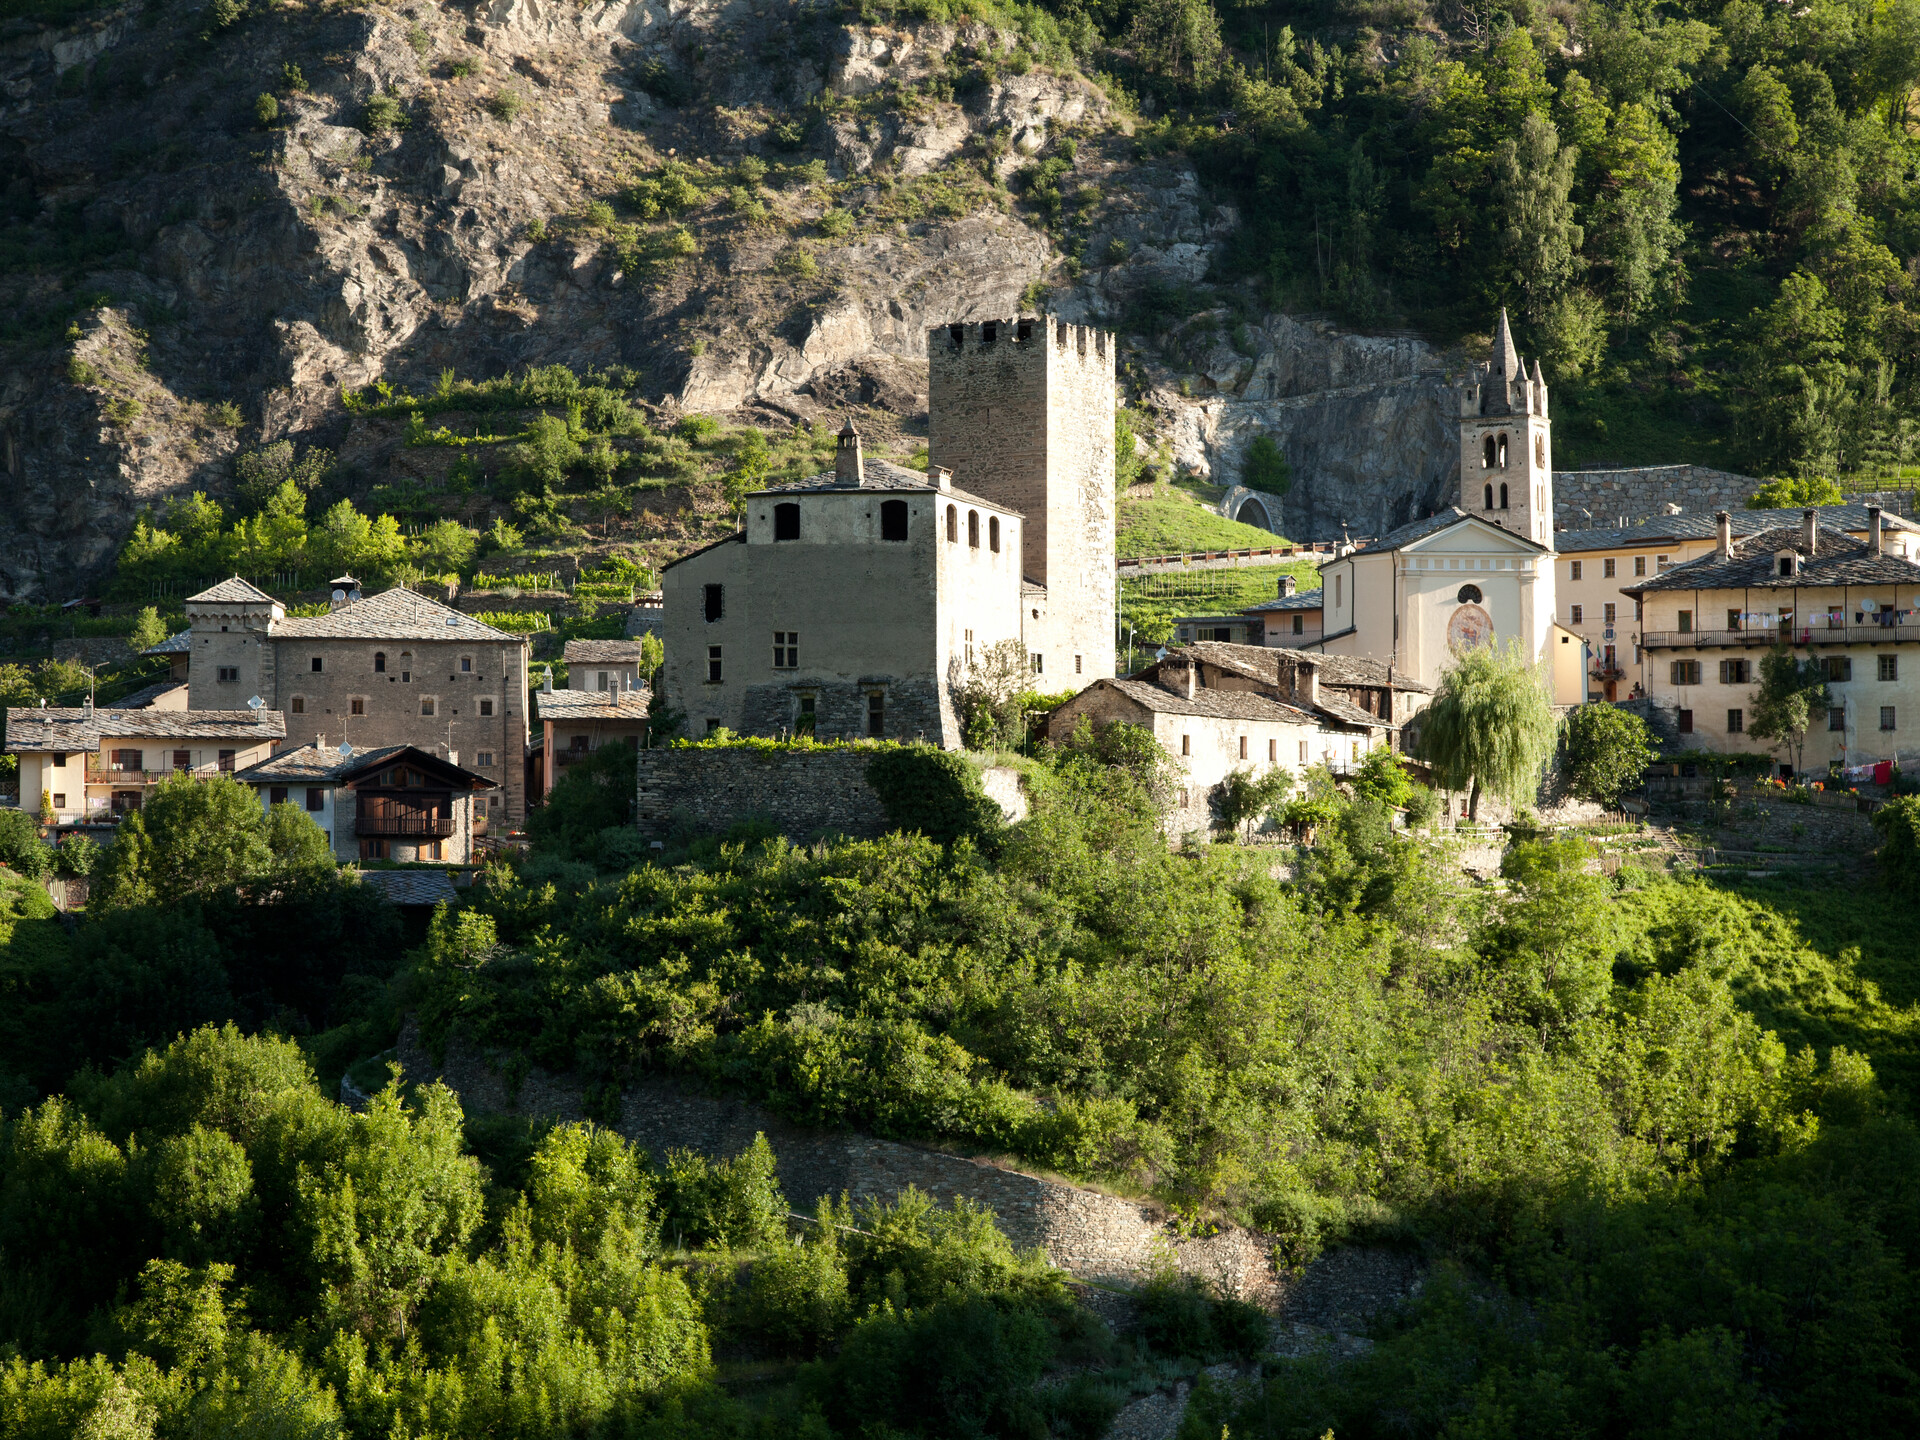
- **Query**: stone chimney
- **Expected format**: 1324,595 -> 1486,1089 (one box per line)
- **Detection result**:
1279,574 -> 1297,598
1869,505 -> 1884,555
932,465 -> 952,492
315,734 -> 325,751
1299,659 -> 1319,709
1716,510 -> 1733,561
1183,660 -> 1197,700
1802,508 -> 1818,554
835,418 -> 864,484
542,667 -> 554,693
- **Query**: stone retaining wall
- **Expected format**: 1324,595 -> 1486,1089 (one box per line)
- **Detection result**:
1553,465 -> 1759,528
634,745 -> 892,842
397,1021 -> 1278,1302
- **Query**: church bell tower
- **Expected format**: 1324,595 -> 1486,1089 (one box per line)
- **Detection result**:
1459,310 -> 1553,547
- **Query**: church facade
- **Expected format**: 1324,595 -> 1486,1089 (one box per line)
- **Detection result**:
1309,312 -> 1585,704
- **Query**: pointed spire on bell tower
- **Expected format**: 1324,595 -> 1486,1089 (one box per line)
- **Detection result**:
1491,307 -> 1520,384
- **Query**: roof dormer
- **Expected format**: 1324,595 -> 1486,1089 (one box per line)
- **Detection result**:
1774,548 -> 1800,578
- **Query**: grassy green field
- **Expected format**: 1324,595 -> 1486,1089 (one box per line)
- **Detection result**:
1118,560 -> 1323,662
1116,493 -> 1290,558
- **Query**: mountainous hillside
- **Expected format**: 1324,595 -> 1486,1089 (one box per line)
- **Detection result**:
0,0 -> 1915,601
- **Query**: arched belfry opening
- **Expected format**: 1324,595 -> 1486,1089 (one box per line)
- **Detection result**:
1483,436 -> 1496,468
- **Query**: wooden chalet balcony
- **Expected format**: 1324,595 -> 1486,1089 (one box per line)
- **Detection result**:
84,761 -> 234,785
356,791 -> 455,838
1642,623 -> 1920,650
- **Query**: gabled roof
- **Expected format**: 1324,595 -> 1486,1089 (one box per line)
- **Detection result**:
661,531 -> 746,573
3,707 -> 286,752
1364,508 -> 1552,555
268,587 -> 521,642
1242,589 -> 1325,613
1555,505 -> 1920,554
357,869 -> 461,906
1175,640 -> 1431,694
1622,526 -> 1920,594
563,639 -> 648,665
233,741 -> 498,789
186,577 -> 277,605
144,629 -> 192,656
759,458 -> 1013,513
535,689 -> 651,722
1090,677 -> 1323,725
107,680 -> 189,710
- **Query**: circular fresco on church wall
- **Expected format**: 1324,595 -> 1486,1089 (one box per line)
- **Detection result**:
1447,603 -> 1494,650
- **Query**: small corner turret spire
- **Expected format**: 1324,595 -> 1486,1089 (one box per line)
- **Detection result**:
835,415 -> 864,485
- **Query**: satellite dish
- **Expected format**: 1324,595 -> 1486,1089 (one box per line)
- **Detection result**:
1154,646 -> 1168,660
339,742 -> 354,758
247,696 -> 264,711
332,589 -> 346,605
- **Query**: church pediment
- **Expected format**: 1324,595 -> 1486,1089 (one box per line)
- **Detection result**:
1395,514 -> 1551,558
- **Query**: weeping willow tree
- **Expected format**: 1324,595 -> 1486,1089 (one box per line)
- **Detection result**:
1417,641 -> 1558,821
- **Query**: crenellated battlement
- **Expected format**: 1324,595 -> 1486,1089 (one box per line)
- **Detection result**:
931,315 -> 1112,367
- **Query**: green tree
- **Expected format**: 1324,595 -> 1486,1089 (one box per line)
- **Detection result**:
1417,641 -> 1557,821
232,442 -> 331,516
1748,645 -> 1829,774
127,607 -> 169,654
92,775 -> 329,910
1495,112 -> 1582,324
0,808 -> 51,881
1747,475 -> 1846,509
1214,765 -> 1293,841
1561,704 -> 1657,806
1870,795 -> 1920,888
1240,435 -> 1291,496
1588,101 -> 1686,325
1348,745 -> 1416,809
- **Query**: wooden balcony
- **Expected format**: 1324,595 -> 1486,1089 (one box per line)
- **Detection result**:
356,789 -> 455,838
83,762 -> 234,785
356,812 -> 455,838
1642,624 -> 1920,650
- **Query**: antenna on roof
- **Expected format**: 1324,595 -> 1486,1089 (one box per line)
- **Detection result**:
339,742 -> 354,758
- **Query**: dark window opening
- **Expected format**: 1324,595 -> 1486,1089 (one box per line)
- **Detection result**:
374,652 -> 386,672
1484,483 -> 1493,509
1457,584 -> 1483,605
171,751 -> 189,771
968,510 -> 980,548
880,500 -> 908,542
948,323 -> 964,347
270,786 -> 289,806
1499,483 -> 1509,509
946,505 -> 958,543
311,656 -> 323,673
774,502 -> 800,541
708,646 -> 723,683
796,695 -> 816,734
982,321 -> 998,343
306,787 -> 325,812
988,516 -> 1000,552
218,750 -> 235,772
867,691 -> 885,737
704,584 -> 724,622
1678,709 -> 1693,734
1483,436 -> 1496,469
217,666 -> 239,683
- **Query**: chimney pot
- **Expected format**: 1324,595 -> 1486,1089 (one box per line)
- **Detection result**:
1301,661 -> 1319,708
1184,661 -> 1197,700
1869,505 -> 1884,555
1280,574 -> 1296,597
1716,510 -> 1733,561
932,465 -> 952,492
835,418 -> 864,485
1803,507 -> 1818,554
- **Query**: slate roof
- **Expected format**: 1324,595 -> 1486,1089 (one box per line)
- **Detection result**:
1096,677 -> 1323,725
232,743 -> 410,783
1177,640 -> 1431,694
144,629 -> 191,656
1622,527 -> 1920,594
3,707 -> 286,752
1364,507 -> 1552,555
761,458 -> 1011,512
1242,589 -> 1325,613
107,680 -> 189,709
357,869 -> 461,906
660,531 -> 746,573
186,577 -> 277,605
535,689 -> 651,722
563,639 -> 648,665
269,587 -> 521,642
1555,505 -> 1920,554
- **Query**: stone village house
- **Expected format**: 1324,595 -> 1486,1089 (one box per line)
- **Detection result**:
233,742 -> 497,863
1622,508 -> 1920,769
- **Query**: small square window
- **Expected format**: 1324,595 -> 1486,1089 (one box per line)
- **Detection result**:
1882,706 -> 1898,732
270,786 -> 289,806
1727,708 -> 1744,734
306,787 -> 325,812
291,696 -> 305,714
350,697 -> 366,716
1603,603 -> 1616,624
1603,558 -> 1617,579
51,793 -> 65,808
172,751 -> 190,770
461,657 -> 472,673
421,697 -> 436,716
773,632 -> 799,669
218,750 -> 235,772
1829,706 -> 1846,732
1879,655 -> 1899,682
50,753 -> 66,770
311,656 -> 324,673
217,666 -> 239,683
476,751 -> 495,768
1570,604 -> 1583,625
1570,560 -> 1583,581
479,699 -> 494,717
1678,709 -> 1693,734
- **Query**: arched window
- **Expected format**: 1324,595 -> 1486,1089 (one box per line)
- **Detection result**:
773,502 -> 800,541
968,510 -> 980,548
1484,483 -> 1494,510
945,505 -> 958,542
1457,584 -> 1483,605
1483,436 -> 1496,469
374,652 -> 386,673
1499,483 -> 1509,510
1497,434 -> 1509,467
880,499 -> 908,542
1535,434 -> 1545,467
988,516 -> 1000,553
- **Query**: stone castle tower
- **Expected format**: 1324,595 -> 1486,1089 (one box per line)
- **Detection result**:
1459,309 -> 1553,547
927,315 -> 1116,683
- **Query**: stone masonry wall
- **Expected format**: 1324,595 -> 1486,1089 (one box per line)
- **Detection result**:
1553,465 -> 1759,529
396,1020 -> 1277,1301
634,745 -> 893,842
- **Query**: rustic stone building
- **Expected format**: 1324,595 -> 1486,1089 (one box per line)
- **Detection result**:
180,577 -> 531,825
233,741 -> 496,863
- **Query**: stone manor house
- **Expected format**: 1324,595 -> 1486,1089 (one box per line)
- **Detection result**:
661,316 -> 1117,745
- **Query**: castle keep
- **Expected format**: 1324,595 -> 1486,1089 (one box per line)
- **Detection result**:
660,315 -> 1117,744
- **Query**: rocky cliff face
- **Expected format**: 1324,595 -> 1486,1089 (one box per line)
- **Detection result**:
0,0 -> 1464,600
